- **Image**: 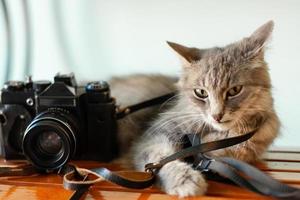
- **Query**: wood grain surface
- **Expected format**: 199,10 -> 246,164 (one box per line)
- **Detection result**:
0,149 -> 299,200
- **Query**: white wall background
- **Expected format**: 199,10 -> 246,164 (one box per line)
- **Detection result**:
1,0 -> 300,148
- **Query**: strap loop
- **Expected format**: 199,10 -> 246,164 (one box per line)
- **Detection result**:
63,167 -> 104,190
62,165 -> 155,191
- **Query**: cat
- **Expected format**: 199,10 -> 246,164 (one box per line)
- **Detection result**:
122,20 -> 280,197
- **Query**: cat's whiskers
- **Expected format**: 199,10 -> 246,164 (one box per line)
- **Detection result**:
173,119 -> 197,138
148,114 -> 202,135
170,115 -> 204,135
199,122 -> 209,142
169,115 -> 201,132
191,121 -> 206,145
184,118 -> 201,134
160,111 -> 203,116
165,116 -> 202,142
159,93 -> 183,111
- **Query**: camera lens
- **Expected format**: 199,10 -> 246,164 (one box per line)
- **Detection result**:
37,131 -> 62,155
22,110 -> 79,171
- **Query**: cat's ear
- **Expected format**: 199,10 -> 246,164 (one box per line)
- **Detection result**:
244,20 -> 274,58
167,41 -> 203,64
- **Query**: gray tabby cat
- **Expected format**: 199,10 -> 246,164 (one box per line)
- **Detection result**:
112,20 -> 280,197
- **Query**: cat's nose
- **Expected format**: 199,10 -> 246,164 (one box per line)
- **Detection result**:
212,113 -> 223,122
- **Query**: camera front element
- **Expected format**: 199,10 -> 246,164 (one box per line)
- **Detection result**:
22,110 -> 78,171
37,131 -> 63,155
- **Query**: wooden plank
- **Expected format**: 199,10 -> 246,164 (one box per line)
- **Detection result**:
256,161 -> 300,172
0,171 -> 281,199
86,189 -> 270,200
0,159 -> 299,193
0,154 -> 299,200
205,181 -> 273,200
263,152 -> 300,162
0,172 -> 288,199
268,147 -> 300,153
0,183 -> 273,200
290,184 -> 300,188
0,184 -> 73,200
267,171 -> 300,184
0,174 -> 64,188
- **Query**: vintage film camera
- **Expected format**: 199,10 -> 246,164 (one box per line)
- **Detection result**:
0,73 -> 118,171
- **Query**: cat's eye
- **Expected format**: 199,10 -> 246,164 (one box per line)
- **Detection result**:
227,86 -> 243,97
194,88 -> 208,99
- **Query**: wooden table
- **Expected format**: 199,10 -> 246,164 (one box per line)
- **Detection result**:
0,149 -> 299,200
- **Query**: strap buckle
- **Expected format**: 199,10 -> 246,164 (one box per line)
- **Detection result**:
194,157 -> 214,172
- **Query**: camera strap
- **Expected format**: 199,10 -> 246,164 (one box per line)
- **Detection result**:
116,92 -> 176,119
184,134 -> 300,200
62,130 -> 255,198
194,156 -> 300,199
63,127 -> 300,200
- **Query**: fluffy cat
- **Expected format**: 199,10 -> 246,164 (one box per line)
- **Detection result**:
125,20 -> 280,197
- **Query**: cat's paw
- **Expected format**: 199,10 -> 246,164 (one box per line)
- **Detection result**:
158,160 -> 207,197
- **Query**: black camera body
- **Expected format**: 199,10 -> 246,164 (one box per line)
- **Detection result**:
0,73 -> 118,170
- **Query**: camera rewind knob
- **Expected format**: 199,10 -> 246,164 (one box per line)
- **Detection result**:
4,81 -> 25,91
85,81 -> 109,93
85,81 -> 111,103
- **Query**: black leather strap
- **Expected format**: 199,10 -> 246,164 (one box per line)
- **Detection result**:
92,168 -> 155,189
61,127 -> 300,199
116,92 -> 175,119
63,130 -> 256,195
145,130 -> 256,172
194,156 -> 300,199
183,132 -> 300,200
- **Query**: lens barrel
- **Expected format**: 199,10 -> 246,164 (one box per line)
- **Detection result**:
22,110 -> 78,171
